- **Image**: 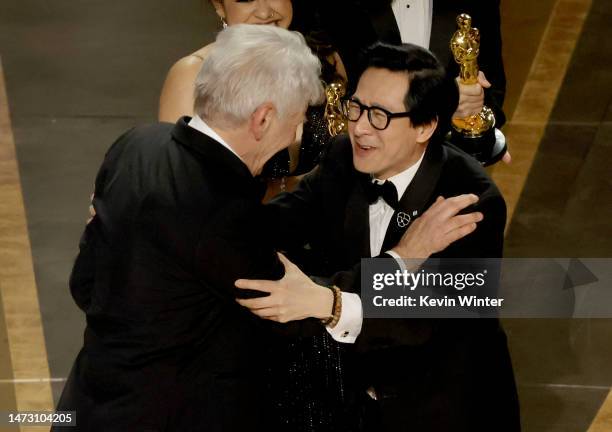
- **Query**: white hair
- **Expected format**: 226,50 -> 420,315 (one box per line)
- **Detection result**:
194,24 -> 324,126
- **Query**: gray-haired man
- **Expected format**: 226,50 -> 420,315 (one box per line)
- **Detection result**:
54,25 -> 327,432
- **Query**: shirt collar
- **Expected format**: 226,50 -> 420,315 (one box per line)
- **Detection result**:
373,150 -> 426,200
187,115 -> 243,161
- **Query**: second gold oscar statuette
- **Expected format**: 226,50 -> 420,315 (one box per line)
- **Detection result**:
449,13 -> 507,166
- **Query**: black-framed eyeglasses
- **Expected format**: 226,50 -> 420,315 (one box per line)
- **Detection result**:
341,98 -> 411,131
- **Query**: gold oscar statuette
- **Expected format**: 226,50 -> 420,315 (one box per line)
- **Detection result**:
324,80 -> 348,137
449,13 -> 506,166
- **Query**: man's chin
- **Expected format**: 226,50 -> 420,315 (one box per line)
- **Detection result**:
352,156 -> 376,176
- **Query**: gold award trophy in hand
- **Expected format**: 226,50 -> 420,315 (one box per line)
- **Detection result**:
450,13 -> 507,166
324,80 -> 348,137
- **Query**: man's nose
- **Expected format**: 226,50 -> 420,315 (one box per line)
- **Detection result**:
353,110 -> 372,136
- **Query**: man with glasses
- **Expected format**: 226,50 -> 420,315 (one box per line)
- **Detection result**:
239,42 -> 520,431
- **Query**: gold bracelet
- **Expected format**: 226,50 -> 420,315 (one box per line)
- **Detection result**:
321,286 -> 342,328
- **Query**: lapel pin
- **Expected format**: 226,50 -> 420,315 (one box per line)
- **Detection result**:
396,211 -> 411,228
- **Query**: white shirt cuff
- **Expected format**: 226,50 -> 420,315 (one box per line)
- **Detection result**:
386,250 -> 407,272
326,292 -> 363,343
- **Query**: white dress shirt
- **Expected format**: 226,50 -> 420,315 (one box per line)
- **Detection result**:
326,153 -> 425,343
369,155 -> 424,257
391,0 -> 433,48
188,115 -> 242,161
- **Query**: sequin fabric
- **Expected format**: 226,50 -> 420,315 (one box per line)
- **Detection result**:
262,102 -> 346,431
261,70 -> 347,429
270,331 -> 347,432
260,103 -> 331,179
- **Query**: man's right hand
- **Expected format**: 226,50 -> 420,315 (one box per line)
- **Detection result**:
391,194 -> 483,259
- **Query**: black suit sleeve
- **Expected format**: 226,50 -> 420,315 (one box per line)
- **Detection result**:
479,0 -> 507,127
437,186 -> 507,259
264,136 -> 354,255
70,129 -> 139,312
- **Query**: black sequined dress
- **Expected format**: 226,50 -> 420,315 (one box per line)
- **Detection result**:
264,103 -> 349,432
262,81 -> 350,432
270,330 -> 349,432
261,102 -> 331,179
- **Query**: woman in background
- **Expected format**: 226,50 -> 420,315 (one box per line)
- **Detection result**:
159,0 -> 347,199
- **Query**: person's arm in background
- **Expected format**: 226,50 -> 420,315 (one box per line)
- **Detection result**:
478,0 -> 506,128
158,51 -> 208,123
449,0 -> 506,127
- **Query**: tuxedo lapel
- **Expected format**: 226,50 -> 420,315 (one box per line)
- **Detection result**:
343,174 -> 372,260
370,4 -> 402,45
381,143 -> 446,252
429,0 -> 459,69
367,1 -> 458,70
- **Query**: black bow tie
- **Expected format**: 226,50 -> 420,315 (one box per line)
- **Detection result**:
364,180 -> 399,209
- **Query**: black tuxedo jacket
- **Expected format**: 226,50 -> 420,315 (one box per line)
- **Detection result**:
320,0 -> 507,127
55,118 -> 294,432
266,134 -> 520,431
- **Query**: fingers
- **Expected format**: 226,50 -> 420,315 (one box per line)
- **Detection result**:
432,194 -> 479,220
236,296 -> 274,310
236,302 -> 286,323
422,194 -> 478,223
478,71 -> 492,88
88,192 -> 97,224
460,100 -> 484,112
446,194 -> 479,212
236,295 -> 285,322
426,196 -> 446,213
248,307 -> 279,320
502,151 -> 512,164
234,279 -> 274,293
429,196 -> 446,209
420,195 -> 446,219
456,78 -> 486,118
236,294 -> 286,322
276,252 -> 295,270
454,102 -> 484,118
444,222 -> 478,246
459,83 -> 484,97
444,212 -> 483,234
423,194 -> 478,220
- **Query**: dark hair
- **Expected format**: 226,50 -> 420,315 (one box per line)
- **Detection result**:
290,1 -> 342,84
359,43 -> 459,133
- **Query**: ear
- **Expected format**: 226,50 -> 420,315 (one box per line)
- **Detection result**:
415,117 -> 438,144
210,0 -> 225,19
249,102 -> 276,141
